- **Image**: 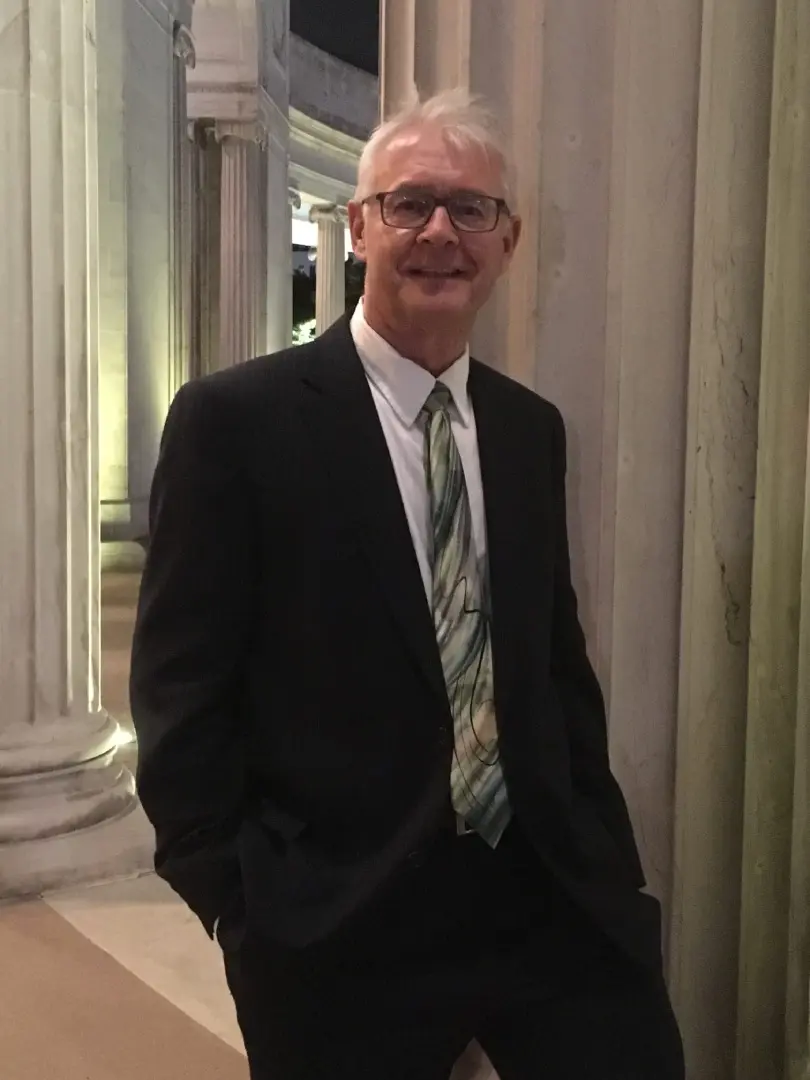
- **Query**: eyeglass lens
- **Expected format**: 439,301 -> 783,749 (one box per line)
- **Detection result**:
382,191 -> 499,232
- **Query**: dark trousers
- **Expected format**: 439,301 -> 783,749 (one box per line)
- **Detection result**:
223,824 -> 684,1079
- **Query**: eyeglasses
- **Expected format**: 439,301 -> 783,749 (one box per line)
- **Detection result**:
366,189 -> 510,233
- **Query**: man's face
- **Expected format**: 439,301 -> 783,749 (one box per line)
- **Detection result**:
348,126 -> 521,332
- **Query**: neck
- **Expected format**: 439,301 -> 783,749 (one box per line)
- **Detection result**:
362,299 -> 469,376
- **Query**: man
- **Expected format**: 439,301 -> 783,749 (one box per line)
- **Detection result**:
130,89 -> 684,1079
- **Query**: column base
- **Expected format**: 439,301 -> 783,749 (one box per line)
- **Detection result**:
0,800 -> 154,900
0,711 -> 154,899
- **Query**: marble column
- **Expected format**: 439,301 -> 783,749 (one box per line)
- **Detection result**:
0,0 -> 151,898
380,2 -> 776,1079
124,0 -> 194,545
668,1 -> 776,1075
310,204 -> 347,334
217,121 -> 265,367
96,2 -> 194,571
285,188 -> 301,346
380,0 -> 701,925
95,0 -> 133,569
381,8 -> 696,1080
736,2 -> 810,1076
262,112 -> 293,355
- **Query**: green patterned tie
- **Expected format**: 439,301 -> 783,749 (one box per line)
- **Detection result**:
422,383 -> 511,847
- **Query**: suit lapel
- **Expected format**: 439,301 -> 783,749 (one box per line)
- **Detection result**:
299,319 -> 448,704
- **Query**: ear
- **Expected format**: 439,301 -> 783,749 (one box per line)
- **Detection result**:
348,201 -> 367,262
503,214 -> 522,260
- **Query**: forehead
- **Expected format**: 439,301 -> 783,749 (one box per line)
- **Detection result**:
371,126 -> 505,197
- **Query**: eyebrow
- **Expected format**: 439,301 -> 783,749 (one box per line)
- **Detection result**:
390,184 -> 495,198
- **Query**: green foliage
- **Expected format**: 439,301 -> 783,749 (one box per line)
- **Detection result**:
293,318 -> 316,345
345,256 -> 366,313
292,269 -> 316,326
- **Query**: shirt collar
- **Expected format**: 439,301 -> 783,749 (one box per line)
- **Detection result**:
350,300 -> 472,428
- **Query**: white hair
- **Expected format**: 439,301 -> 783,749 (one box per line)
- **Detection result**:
355,88 -> 514,205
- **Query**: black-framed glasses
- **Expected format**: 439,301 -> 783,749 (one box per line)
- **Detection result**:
366,189 -> 510,233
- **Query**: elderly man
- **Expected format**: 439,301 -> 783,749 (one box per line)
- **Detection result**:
130,90 -> 684,1079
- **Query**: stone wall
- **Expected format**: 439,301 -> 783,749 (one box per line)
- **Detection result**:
290,32 -> 378,141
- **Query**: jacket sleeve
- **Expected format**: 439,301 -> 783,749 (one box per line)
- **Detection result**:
549,406 -> 646,886
129,377 -> 257,935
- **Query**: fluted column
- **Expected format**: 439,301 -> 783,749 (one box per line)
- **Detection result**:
668,0 -> 777,1073
736,2 -> 810,1075
122,0 -> 195,547
217,120 -> 265,367
380,0 -> 701,920
380,0 -> 543,390
310,203 -> 347,334
0,0 -> 151,897
382,1 -> 810,1077
260,113 -> 293,355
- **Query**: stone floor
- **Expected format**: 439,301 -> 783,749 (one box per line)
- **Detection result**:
0,570 -> 493,1080
0,570 -> 246,1078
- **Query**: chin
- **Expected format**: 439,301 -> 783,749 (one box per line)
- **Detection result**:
402,280 -> 474,316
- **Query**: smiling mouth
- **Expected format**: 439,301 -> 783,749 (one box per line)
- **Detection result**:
407,268 -> 466,278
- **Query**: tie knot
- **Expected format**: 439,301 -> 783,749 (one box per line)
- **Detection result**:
422,382 -> 452,418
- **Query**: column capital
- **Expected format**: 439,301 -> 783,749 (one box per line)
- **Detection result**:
214,119 -> 268,150
288,188 -> 302,210
309,203 -> 348,226
172,25 -> 196,69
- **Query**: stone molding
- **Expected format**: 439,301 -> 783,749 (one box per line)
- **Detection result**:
188,82 -> 289,155
215,118 -> 269,151
291,107 -> 365,170
172,24 -> 196,69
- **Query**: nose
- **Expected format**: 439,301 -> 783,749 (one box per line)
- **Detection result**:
417,205 -> 459,245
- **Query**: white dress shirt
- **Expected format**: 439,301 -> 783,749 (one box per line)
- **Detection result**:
350,300 -> 488,600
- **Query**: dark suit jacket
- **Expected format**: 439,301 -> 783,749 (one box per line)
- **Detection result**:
130,316 -> 662,971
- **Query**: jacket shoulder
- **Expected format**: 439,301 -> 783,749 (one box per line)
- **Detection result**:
470,358 -> 563,430
183,342 -> 313,398
168,336 -> 336,425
